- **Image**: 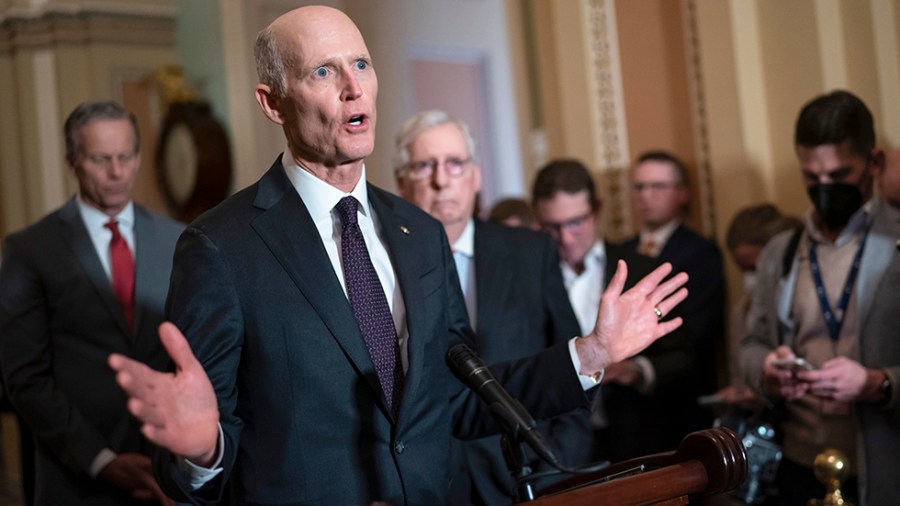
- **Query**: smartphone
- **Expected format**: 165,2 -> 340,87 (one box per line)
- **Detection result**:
771,357 -> 815,371
697,394 -> 727,407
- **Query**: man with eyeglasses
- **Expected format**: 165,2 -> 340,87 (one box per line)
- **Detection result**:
740,90 -> 900,506
531,159 -> 696,462
0,100 -> 182,505
625,150 -> 726,442
394,110 -> 587,505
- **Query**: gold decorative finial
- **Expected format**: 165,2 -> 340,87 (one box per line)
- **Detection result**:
808,449 -> 854,506
153,65 -> 201,105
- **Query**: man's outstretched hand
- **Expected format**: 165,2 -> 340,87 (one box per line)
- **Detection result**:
109,322 -> 220,467
575,260 -> 688,376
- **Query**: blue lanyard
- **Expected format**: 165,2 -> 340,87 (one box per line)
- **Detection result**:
807,229 -> 869,342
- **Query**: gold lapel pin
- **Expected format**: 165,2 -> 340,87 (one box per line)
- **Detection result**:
400,226 -> 410,235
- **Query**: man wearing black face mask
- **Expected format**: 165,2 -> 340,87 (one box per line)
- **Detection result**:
739,90 -> 900,506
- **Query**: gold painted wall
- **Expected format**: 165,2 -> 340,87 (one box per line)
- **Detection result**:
0,3 -> 178,237
519,0 -> 900,306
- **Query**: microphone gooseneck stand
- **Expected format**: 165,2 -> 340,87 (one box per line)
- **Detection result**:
446,343 -> 610,503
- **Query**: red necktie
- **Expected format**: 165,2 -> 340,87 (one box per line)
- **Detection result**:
106,219 -> 135,329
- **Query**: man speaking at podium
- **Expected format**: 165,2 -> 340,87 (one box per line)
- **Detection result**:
108,5 -> 688,505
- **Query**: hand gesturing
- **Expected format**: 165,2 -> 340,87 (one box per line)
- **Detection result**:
109,322 -> 220,466
576,260 -> 688,375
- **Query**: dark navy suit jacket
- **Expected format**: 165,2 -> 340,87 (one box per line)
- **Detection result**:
156,159 -> 588,505
625,225 -> 725,438
451,220 -> 584,505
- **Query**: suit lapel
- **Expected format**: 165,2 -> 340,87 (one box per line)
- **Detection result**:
473,221 -> 512,338
132,206 -> 159,335
58,199 -> 132,337
368,187 -> 425,421
249,165 -> 393,415
856,201 -> 897,328
658,225 -> 685,263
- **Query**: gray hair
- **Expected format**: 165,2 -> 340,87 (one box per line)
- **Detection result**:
254,25 -> 294,99
64,101 -> 139,161
393,110 -> 478,176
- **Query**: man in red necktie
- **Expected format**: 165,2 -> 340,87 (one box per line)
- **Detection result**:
0,101 -> 183,505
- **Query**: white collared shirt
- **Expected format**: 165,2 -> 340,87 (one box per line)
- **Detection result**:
450,219 -> 477,329
76,196 -> 135,279
561,240 -> 607,336
282,150 -> 409,373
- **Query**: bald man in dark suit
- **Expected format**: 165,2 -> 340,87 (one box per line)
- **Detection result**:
108,7 -> 688,505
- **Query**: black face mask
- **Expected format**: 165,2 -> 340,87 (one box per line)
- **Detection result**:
806,183 -> 863,232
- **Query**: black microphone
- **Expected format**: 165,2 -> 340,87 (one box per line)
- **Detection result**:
446,343 -> 559,467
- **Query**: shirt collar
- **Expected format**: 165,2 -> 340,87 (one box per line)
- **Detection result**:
639,219 -> 680,251
586,239 -> 606,267
75,194 -> 134,231
805,198 -> 873,246
281,146 -> 370,222
451,219 -> 475,258
561,239 -> 606,279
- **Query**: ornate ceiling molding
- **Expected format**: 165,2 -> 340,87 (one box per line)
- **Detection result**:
0,4 -> 176,52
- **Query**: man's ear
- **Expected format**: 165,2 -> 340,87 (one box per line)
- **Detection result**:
871,147 -> 886,177
65,155 -> 77,176
255,84 -> 286,125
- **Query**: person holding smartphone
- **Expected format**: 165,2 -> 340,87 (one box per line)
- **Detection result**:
739,90 -> 898,506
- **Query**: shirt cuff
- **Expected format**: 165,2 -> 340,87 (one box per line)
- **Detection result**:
568,337 -> 604,391
88,448 -> 117,478
632,355 -> 656,395
177,424 -> 225,490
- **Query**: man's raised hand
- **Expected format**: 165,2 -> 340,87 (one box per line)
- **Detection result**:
576,260 -> 688,376
108,322 -> 220,467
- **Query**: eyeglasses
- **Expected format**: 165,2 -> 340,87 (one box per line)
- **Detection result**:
402,157 -> 472,181
83,151 -> 139,168
539,212 -> 593,235
631,181 -> 681,193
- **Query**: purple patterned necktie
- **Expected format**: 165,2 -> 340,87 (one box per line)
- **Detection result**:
335,196 -> 404,415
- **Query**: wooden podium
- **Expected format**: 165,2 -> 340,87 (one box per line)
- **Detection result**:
523,427 -> 747,505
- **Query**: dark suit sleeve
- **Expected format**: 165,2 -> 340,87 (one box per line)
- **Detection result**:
445,231 -> 589,439
0,234 -> 110,475
154,226 -> 244,504
677,239 -> 726,390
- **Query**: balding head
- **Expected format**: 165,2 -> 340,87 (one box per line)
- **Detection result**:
253,5 -> 378,183
255,6 -> 364,99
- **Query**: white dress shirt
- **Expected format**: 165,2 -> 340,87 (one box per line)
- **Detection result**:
283,155 -> 410,371
561,240 -> 606,336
